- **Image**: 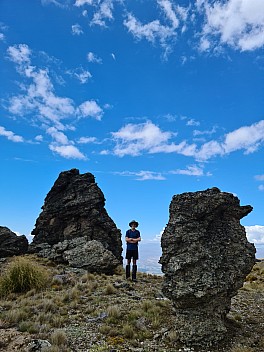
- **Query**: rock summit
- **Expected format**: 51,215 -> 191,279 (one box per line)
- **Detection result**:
29,169 -> 122,273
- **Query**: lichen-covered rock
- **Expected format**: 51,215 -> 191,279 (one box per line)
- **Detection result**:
29,169 -> 122,273
0,226 -> 28,258
160,187 -> 256,347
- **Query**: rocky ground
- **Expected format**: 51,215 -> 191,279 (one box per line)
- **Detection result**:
0,256 -> 263,352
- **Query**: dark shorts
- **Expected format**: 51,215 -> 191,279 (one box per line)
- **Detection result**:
126,249 -> 139,260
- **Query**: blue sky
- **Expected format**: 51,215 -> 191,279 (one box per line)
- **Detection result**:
1,0 -> 264,261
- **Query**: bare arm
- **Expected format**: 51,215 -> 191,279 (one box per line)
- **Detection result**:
125,236 -> 141,243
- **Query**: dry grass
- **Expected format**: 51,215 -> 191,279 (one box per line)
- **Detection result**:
0,256 -> 263,352
0,257 -> 49,296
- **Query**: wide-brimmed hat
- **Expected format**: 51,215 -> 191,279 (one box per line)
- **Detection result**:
129,220 -> 139,227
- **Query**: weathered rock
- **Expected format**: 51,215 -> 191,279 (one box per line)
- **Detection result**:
27,339 -> 51,352
0,226 -> 28,258
29,169 -> 122,273
160,187 -> 256,347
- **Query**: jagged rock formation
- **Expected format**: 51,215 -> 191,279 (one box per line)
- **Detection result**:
29,169 -> 122,273
160,187 -> 256,347
0,226 -> 28,258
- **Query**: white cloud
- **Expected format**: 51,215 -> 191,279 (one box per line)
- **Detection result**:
195,119 -> 264,161
116,170 -> 166,181
245,225 -> 264,244
193,126 -> 217,136
110,119 -> 264,161
49,144 -> 86,159
7,44 -> 103,128
170,164 -> 210,176
74,0 -> 94,6
186,118 -> 200,126
6,44 -> 102,160
124,13 -> 175,46
7,44 -> 31,65
87,52 -> 102,63
195,140 -> 224,161
199,0 -> 264,51
123,2 -> 189,57
41,0 -> 66,7
0,33 -> 5,41
71,24 -> 84,35
0,126 -> 24,142
77,136 -> 97,144
91,0 -> 115,27
67,68 -> 92,83
111,121 -> 176,157
46,127 -> 69,145
8,57 -> 75,128
223,120 -> 264,154
78,100 -> 104,120
158,0 -> 180,29
258,185 -> 264,191
75,70 -> 92,84
35,135 -> 43,142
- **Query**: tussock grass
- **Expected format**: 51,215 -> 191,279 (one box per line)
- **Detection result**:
104,283 -> 116,295
50,329 -> 68,346
122,324 -> 135,339
106,304 -> 121,319
0,257 -> 49,296
230,347 -> 255,352
18,320 -> 39,333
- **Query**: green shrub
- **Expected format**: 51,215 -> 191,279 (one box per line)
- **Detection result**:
0,257 -> 49,296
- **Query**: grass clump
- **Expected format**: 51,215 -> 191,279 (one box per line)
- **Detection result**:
50,329 -> 68,346
0,257 -> 49,296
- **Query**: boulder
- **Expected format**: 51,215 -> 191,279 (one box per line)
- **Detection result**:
160,187 -> 256,347
29,169 -> 122,273
0,226 -> 28,258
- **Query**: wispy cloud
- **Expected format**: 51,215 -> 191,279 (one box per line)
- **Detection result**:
124,13 -> 176,57
91,0 -> 115,27
74,0 -> 116,27
87,52 -> 102,64
74,0 -> 94,7
77,136 -> 98,144
66,67 -> 92,83
6,44 -> 103,159
123,1 -> 189,58
41,0 -> 67,8
198,0 -> 264,52
71,24 -> 83,35
186,118 -> 200,127
0,126 -> 24,142
116,170 -> 166,181
170,164 -> 211,176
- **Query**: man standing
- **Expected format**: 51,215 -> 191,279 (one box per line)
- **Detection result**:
125,220 -> 141,282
